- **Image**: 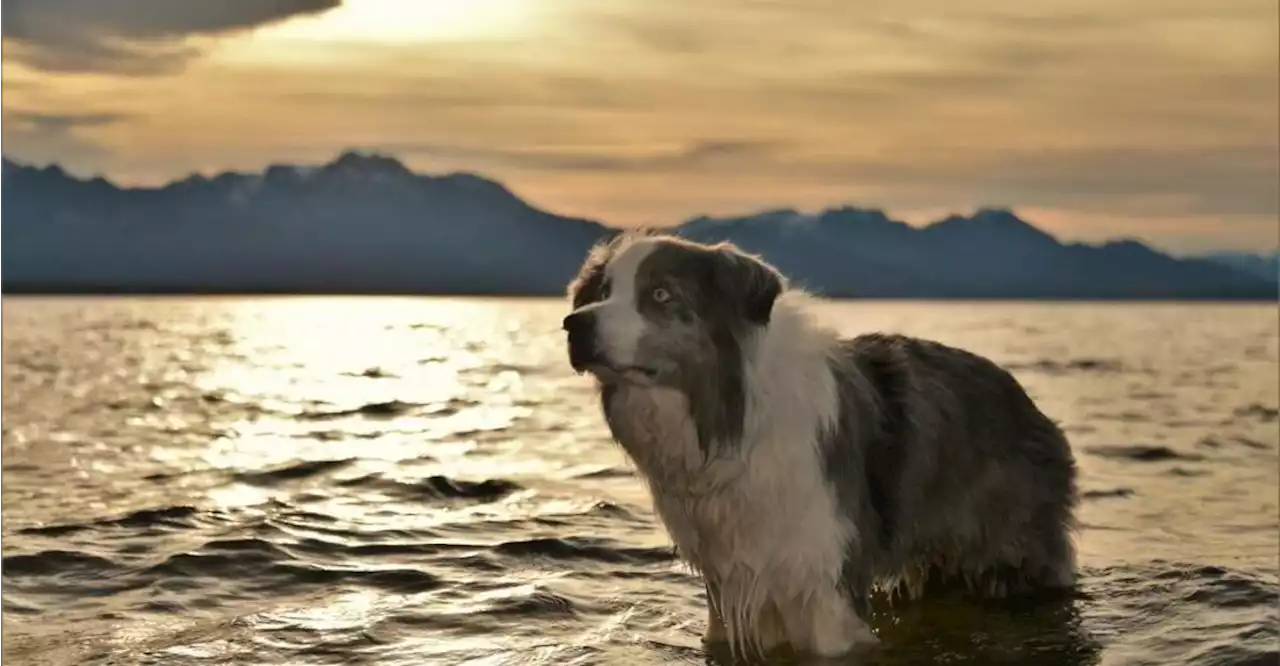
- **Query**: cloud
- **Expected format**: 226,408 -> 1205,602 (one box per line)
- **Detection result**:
2,0 -> 342,74
276,73 -> 642,113
778,144 -> 1278,219
1,110 -> 133,167
6,111 -> 133,133
550,2 -> 1276,230
366,139 -> 775,173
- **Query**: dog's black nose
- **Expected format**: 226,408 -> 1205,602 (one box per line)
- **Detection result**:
563,311 -> 600,371
562,311 -> 595,336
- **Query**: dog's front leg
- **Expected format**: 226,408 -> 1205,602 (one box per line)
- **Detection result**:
782,588 -> 879,659
702,577 -> 790,658
703,579 -> 727,644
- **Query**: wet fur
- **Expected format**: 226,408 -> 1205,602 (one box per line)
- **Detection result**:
565,234 -> 1079,660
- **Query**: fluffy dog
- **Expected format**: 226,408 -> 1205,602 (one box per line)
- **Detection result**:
562,233 -> 1078,660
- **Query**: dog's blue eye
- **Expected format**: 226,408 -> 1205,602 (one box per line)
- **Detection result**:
652,287 -> 672,303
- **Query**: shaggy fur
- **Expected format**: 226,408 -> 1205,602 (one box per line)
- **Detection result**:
562,233 -> 1078,660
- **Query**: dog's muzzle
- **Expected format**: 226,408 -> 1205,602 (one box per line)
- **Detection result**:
562,310 -> 602,372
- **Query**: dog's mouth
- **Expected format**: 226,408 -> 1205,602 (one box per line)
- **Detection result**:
574,362 -> 658,383
567,341 -> 658,383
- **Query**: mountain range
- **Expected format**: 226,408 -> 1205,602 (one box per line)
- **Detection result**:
1193,251 -> 1279,284
3,152 -> 1276,300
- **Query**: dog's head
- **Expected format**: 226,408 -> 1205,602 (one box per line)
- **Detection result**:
562,233 -> 784,386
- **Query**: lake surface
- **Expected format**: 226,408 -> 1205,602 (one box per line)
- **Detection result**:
2,296 -> 1277,666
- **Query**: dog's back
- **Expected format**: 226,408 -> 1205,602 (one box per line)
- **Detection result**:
824,332 -> 1078,599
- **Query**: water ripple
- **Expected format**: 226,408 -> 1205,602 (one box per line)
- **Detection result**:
3,297 -> 1277,666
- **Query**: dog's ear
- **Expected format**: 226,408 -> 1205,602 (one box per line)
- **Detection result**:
710,244 -> 784,326
568,234 -> 623,308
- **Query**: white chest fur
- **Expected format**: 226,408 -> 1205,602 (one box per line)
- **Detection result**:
600,296 -> 876,657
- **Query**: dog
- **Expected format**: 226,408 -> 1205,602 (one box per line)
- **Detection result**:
562,233 -> 1078,660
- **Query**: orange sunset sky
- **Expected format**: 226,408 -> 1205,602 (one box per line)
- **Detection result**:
2,0 -> 1278,253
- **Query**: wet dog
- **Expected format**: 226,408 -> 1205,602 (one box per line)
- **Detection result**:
562,233 -> 1078,660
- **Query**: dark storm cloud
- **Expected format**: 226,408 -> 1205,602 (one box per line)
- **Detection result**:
1,0 -> 342,74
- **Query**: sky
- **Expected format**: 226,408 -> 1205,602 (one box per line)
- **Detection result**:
2,0 -> 1277,254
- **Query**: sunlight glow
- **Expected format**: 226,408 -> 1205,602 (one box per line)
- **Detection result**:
261,0 -> 537,44
172,297 -> 563,515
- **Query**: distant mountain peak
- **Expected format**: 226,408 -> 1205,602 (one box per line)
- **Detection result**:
295,152 -> 521,203
926,207 -> 1059,244
431,170 -> 521,201
1100,238 -> 1158,253
324,150 -> 412,176
817,206 -> 907,230
973,206 -> 1019,219
174,173 -> 209,186
824,205 -> 890,219
1195,250 -> 1280,284
679,207 -> 804,235
933,207 -> 1025,227
0,159 -> 70,181
726,208 -> 804,225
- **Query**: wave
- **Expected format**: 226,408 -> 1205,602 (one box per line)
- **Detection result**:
234,459 -> 357,485
1084,444 -> 1205,463
295,400 -> 421,420
1006,358 -> 1128,374
260,562 -> 443,594
1081,488 -> 1136,500
294,398 -> 482,421
572,466 -> 636,479
334,474 -> 523,501
341,367 -> 396,378
491,536 -> 676,565
482,588 -> 579,617
1234,403 -> 1280,423
2,550 -> 122,577
1197,436 -> 1274,451
16,506 -> 215,537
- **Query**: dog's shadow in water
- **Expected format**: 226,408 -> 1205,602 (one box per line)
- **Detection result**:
704,585 -> 1102,666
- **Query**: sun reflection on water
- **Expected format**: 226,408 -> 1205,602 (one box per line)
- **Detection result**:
133,296 -> 602,538
180,297 -> 542,462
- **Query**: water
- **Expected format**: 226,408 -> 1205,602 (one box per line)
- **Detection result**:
2,296 -> 1277,666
